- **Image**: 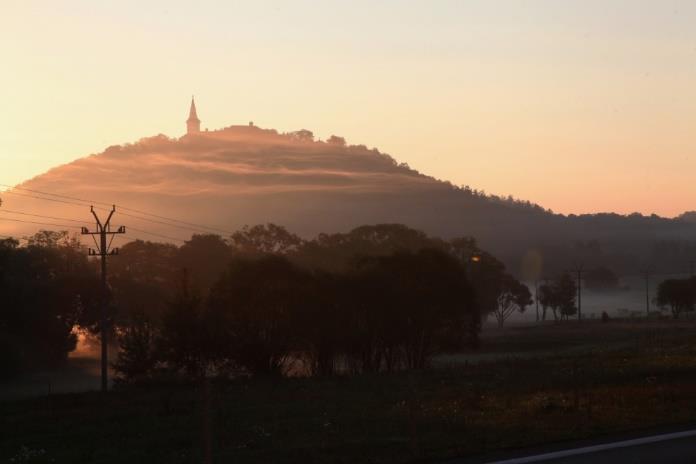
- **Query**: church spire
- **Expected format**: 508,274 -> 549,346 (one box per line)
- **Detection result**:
186,96 -> 201,134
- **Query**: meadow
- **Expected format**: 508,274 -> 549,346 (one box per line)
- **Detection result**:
4,318 -> 696,463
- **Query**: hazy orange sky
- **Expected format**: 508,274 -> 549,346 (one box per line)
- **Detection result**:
2,1 -> 695,217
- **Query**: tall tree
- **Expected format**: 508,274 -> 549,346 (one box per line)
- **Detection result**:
208,255 -> 311,377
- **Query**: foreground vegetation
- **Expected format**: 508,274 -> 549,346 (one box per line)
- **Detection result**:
1,224 -> 534,379
4,320 -> 696,463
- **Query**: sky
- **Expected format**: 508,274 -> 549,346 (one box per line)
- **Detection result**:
1,0 -> 695,217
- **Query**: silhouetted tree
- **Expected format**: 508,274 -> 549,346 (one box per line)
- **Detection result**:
449,237 -> 501,341
348,249 -> 474,371
109,240 -> 180,326
0,231 -> 99,373
294,271 -> 347,376
297,224 -> 443,272
449,237 -> 531,331
551,273 -> 577,321
228,223 -> 303,256
537,274 -> 576,321
156,274 -> 220,378
326,135 -> 346,146
289,129 -> 314,142
492,275 -> 533,328
113,309 -> 159,385
208,255 -> 310,377
176,234 -> 232,293
538,282 -> 552,321
656,278 -> 696,319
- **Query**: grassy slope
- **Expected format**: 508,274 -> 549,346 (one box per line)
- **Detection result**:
4,320 -> 696,463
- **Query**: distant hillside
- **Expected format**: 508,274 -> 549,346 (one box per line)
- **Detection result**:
3,125 -> 696,276
678,212 -> 696,224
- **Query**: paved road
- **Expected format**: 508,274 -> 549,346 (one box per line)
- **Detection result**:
538,435 -> 696,463
453,428 -> 696,464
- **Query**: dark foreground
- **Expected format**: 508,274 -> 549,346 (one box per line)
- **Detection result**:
542,434 -> 696,464
4,320 -> 696,463
456,426 -> 696,463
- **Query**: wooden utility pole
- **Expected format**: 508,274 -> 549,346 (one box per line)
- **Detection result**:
534,279 -> 540,323
571,264 -> 584,321
541,276 -> 550,322
639,268 -> 654,317
81,206 -> 125,392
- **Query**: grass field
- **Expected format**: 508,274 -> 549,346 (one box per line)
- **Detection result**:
4,319 -> 696,463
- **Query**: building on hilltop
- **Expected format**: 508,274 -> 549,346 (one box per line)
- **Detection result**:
186,97 -> 201,134
183,98 -> 276,138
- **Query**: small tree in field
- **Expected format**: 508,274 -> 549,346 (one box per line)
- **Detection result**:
537,282 -> 553,321
541,273 -> 576,321
493,275 -> 533,328
656,278 -> 696,319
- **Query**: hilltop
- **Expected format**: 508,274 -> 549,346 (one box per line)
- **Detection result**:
3,124 -> 696,275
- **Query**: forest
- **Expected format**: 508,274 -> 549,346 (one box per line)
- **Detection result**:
0,224 -> 530,381
4,222 -> 696,386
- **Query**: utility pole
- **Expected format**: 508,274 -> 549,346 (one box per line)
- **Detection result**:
571,263 -> 584,321
82,206 -> 125,392
534,279 -> 540,323
639,268 -> 654,317
541,276 -> 550,322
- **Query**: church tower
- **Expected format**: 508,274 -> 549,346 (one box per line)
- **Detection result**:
186,96 -> 201,134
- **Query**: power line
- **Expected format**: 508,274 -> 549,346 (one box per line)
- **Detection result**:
116,206 -> 232,235
1,184 -> 233,235
0,189 -> 94,208
0,183 -> 231,233
0,209 -> 88,224
0,216 -> 82,229
0,183 -> 96,206
0,209 -> 187,244
126,226 -> 187,243
112,234 -> 180,245
0,189 -> 209,235
5,203 -> 227,235
116,210 -> 221,234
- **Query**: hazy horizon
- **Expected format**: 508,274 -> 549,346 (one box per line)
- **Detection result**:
3,1 -> 696,217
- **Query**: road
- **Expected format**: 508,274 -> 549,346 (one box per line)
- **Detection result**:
453,428 -> 696,464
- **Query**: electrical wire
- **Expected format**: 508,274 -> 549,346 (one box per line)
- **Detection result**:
0,209 -> 89,224
0,183 -> 96,206
0,209 -> 187,244
0,216 -> 82,229
0,189 -> 96,208
0,183 -> 233,235
126,226 -> 187,243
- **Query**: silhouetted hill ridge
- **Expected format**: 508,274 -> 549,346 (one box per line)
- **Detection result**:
5,125 -> 696,274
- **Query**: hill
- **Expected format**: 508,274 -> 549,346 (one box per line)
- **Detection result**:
2,124 -> 696,276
